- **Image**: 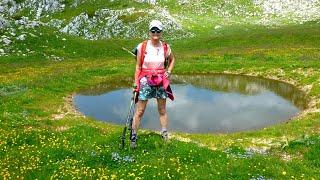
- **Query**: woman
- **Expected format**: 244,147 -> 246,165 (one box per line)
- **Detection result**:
131,20 -> 175,148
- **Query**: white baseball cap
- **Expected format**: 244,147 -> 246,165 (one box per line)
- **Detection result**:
149,20 -> 163,31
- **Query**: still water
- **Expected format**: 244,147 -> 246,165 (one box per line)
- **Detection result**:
73,74 -> 307,133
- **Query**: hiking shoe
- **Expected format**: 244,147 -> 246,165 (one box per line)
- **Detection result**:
130,133 -> 137,149
161,130 -> 169,141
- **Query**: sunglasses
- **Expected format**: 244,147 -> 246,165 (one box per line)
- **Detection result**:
150,29 -> 162,33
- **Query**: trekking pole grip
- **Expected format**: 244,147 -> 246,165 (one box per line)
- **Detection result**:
132,91 -> 137,101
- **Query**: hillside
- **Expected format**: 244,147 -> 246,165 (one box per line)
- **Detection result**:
1,0 -> 320,58
1,0 -> 320,179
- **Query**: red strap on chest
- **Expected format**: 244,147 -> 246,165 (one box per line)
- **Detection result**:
163,42 -> 168,59
140,40 -> 148,67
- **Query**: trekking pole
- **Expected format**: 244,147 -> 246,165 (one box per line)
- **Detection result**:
107,38 -> 137,58
121,47 -> 136,57
119,90 -> 137,149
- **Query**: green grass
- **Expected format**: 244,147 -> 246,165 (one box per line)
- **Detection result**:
1,5 -> 320,179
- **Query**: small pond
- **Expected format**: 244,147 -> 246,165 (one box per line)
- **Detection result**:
73,74 -> 307,133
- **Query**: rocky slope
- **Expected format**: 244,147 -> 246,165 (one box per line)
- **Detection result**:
1,0 -> 320,57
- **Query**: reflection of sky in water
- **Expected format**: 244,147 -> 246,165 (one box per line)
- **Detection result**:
73,84 -> 300,133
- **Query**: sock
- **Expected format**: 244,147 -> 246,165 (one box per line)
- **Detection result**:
132,129 -> 137,135
161,127 -> 167,133
131,130 -> 137,141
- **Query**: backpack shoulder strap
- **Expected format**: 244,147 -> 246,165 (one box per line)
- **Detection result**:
162,41 -> 171,68
162,41 -> 168,59
140,40 -> 148,67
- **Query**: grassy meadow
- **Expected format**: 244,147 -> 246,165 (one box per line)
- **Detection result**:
1,0 -> 320,179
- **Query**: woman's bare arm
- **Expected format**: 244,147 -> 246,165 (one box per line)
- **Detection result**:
167,52 -> 175,73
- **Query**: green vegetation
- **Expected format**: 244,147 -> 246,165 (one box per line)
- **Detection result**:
1,1 -> 320,179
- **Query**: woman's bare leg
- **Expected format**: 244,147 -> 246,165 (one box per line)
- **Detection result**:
157,98 -> 168,130
132,100 -> 148,133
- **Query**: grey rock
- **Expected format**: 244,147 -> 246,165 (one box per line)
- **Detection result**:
3,37 -> 12,45
15,16 -> 42,29
16,34 -> 26,41
45,19 -> 64,28
0,16 -> 10,29
59,7 -> 193,40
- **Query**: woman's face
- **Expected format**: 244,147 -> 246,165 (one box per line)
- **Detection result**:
149,28 -> 162,41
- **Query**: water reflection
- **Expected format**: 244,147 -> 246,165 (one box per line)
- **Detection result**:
172,74 -> 307,109
73,74 -> 307,133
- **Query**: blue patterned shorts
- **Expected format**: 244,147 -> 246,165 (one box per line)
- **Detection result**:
138,77 -> 168,101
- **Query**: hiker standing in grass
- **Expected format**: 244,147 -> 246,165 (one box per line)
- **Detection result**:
131,20 -> 175,148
